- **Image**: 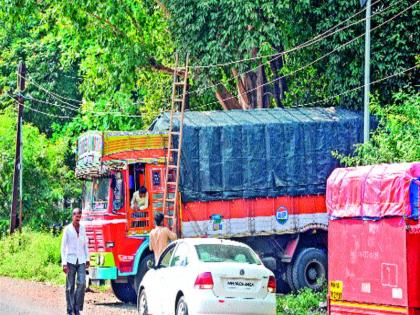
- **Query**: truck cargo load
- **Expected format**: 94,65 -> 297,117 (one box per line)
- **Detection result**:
151,107 -> 363,202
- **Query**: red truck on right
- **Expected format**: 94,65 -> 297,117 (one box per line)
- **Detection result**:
326,162 -> 420,315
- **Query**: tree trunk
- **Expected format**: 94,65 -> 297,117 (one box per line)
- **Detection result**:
215,85 -> 242,110
232,68 -> 250,109
243,71 -> 257,109
256,63 -> 269,108
269,46 -> 287,108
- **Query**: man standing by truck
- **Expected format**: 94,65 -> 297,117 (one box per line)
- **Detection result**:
149,212 -> 177,262
61,208 -> 90,315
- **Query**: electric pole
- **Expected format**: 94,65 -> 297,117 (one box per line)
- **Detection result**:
363,0 -> 371,143
10,61 -> 25,234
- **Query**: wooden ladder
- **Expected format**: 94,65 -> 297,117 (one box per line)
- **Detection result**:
162,53 -> 189,235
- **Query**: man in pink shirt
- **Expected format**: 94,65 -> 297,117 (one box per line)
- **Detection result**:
149,212 -> 177,262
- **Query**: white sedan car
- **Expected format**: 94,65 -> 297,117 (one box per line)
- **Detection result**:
137,238 -> 276,315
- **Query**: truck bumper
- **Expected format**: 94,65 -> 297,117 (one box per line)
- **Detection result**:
89,267 -> 117,280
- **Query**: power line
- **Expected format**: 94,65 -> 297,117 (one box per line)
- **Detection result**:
189,0 -> 386,69
25,95 -> 144,118
5,93 -> 72,120
185,0 -> 404,98
197,1 -> 418,109
295,64 -> 418,108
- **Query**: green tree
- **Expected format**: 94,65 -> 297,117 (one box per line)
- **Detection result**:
162,0 -> 419,109
0,108 -> 79,231
334,90 -> 420,166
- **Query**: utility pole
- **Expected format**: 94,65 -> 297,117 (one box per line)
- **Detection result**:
363,0 -> 371,143
10,61 -> 25,234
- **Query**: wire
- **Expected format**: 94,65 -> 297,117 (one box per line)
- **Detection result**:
189,0 -> 386,69
197,1 -> 418,109
26,95 -> 144,118
18,73 -> 146,107
5,93 -> 72,119
295,64 -> 418,108
185,0 -> 405,98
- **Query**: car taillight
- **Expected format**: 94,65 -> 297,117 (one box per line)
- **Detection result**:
267,276 -> 276,293
194,272 -> 214,290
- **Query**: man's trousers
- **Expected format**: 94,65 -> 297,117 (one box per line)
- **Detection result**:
66,262 -> 86,315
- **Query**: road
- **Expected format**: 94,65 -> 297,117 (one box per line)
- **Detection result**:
0,277 -> 137,315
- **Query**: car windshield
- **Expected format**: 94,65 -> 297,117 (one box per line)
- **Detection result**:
82,178 -> 110,211
195,244 -> 261,265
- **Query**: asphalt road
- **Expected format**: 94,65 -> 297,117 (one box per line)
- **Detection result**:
0,277 -> 137,315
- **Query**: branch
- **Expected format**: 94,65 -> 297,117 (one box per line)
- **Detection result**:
215,85 -> 242,110
148,57 -> 185,76
86,12 -> 125,37
155,0 -> 171,18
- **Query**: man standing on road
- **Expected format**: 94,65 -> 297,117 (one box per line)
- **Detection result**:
149,212 -> 177,262
61,208 -> 90,315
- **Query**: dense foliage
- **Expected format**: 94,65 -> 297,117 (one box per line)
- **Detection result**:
0,108 -> 78,232
0,230 -> 64,284
0,0 -> 418,229
335,90 -> 420,166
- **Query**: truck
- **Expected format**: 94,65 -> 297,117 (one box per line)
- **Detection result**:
326,162 -> 420,315
77,107 -> 362,303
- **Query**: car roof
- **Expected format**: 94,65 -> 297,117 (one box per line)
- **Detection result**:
175,238 -> 250,248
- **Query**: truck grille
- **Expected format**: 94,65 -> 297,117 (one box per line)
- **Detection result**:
86,227 -> 105,252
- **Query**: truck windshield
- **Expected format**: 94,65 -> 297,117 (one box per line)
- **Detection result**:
82,178 -> 110,211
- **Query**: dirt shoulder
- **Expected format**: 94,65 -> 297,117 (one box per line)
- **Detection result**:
0,276 -> 137,315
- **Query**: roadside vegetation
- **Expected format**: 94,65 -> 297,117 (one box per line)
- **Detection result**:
277,287 -> 327,315
0,230 -> 64,285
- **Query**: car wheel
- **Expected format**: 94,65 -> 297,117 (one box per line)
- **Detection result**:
111,280 -> 137,304
134,254 -> 155,294
176,296 -> 188,315
292,247 -> 327,291
137,289 -> 148,315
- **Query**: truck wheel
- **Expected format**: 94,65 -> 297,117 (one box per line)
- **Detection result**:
291,248 -> 327,291
134,254 -> 155,294
111,280 -> 137,304
285,263 -> 296,292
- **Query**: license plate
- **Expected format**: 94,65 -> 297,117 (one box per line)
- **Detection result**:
330,280 -> 343,300
225,279 -> 255,290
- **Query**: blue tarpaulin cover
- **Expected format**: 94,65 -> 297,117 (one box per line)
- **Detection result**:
150,108 -> 363,202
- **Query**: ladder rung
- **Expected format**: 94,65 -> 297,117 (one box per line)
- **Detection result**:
164,215 -> 175,219
165,198 -> 176,202
174,98 -> 183,102
170,148 -> 179,152
174,82 -> 186,86
168,165 -> 178,169
166,182 -> 176,185
170,131 -> 180,135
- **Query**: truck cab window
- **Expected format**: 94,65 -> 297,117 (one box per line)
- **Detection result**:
92,177 -> 109,211
82,180 -> 93,211
111,172 -> 124,211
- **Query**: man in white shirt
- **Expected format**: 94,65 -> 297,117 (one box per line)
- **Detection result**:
61,208 -> 90,315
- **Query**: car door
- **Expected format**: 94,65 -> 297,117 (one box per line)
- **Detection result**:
164,242 -> 192,314
148,244 -> 176,315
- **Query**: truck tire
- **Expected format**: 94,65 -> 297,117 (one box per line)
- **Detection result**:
111,280 -> 137,304
285,263 -> 296,292
134,253 -> 155,294
291,247 -> 327,291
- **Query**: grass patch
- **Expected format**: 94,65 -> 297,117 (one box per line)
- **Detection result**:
277,287 -> 327,315
0,230 -> 65,285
